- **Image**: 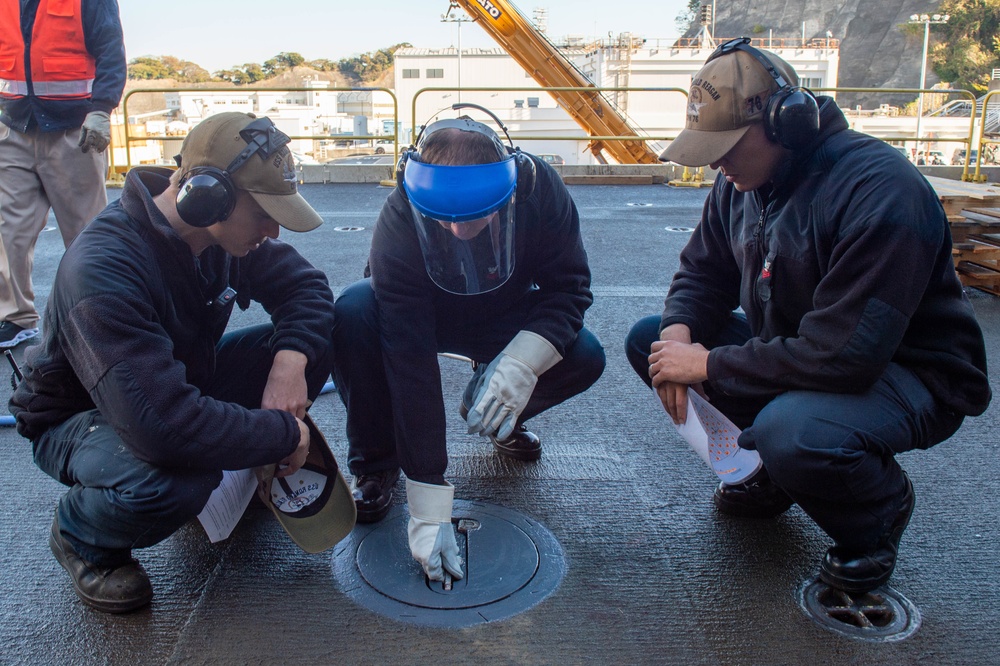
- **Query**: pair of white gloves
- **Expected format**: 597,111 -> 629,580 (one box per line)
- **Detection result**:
79,110 -> 111,153
407,330 -> 562,580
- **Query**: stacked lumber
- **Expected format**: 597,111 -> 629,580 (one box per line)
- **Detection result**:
918,177 -> 1000,294
924,176 -> 1000,219
951,208 -> 1000,295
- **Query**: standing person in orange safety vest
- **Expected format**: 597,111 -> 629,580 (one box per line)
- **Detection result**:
0,0 -> 126,349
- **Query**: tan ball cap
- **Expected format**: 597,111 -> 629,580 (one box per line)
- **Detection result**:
178,112 -> 323,232
660,47 -> 797,167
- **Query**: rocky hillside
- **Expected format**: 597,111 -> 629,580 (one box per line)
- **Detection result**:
691,0 -> 950,107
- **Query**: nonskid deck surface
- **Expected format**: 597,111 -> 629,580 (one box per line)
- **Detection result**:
1,183 -> 996,665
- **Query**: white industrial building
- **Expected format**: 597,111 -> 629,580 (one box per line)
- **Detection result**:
391,36 -> 842,165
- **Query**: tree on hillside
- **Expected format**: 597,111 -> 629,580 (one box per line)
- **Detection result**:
137,43 -> 412,87
215,63 -> 266,86
338,43 -> 411,83
926,0 -> 1000,94
306,58 -> 338,72
128,56 -> 170,80
263,52 -> 306,78
128,55 -> 211,82
676,0 -> 698,34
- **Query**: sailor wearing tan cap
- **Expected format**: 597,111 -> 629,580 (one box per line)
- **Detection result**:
10,112 -> 348,613
626,38 -> 990,594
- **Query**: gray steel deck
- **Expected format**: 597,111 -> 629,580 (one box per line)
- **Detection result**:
1,182 -> 996,665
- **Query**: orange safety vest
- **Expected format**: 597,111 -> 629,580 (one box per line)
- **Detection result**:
0,0 -> 96,101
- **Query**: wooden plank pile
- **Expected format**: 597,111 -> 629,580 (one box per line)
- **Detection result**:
952,209 -> 1000,295
924,176 -> 1000,219
923,177 -> 1000,295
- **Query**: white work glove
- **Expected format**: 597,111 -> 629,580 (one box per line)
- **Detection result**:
406,478 -> 464,582
78,111 -> 111,153
466,330 -> 562,441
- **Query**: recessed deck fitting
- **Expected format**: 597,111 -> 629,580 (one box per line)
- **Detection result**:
799,577 -> 921,642
332,500 -> 565,628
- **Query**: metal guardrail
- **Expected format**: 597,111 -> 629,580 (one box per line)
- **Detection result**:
669,36 -> 841,50
976,90 -> 1000,183
114,83 -> 1000,184
119,86 -> 400,171
814,86 -> 981,180
410,85 -> 688,142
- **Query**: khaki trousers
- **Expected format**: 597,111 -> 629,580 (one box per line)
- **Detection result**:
0,123 -> 108,328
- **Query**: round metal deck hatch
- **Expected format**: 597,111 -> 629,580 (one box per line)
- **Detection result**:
799,578 -> 921,642
332,500 -> 565,628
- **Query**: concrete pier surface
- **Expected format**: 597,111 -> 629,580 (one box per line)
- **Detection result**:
1,182 -> 996,665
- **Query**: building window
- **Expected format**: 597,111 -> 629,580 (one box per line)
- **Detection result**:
402,69 -> 420,79
800,77 -> 822,89
426,69 -> 444,79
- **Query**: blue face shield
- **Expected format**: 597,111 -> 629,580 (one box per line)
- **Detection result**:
403,157 -> 517,221
403,157 -> 517,295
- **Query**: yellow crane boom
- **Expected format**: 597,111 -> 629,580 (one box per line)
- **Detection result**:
450,0 -> 660,164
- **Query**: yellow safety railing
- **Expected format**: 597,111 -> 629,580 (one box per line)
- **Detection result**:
973,89 -> 1000,183
112,83 -> 999,186
119,86 -> 400,171
814,86 -> 980,180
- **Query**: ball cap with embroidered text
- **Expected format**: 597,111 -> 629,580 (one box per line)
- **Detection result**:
659,46 -> 798,167
254,414 -> 356,553
178,112 -> 323,232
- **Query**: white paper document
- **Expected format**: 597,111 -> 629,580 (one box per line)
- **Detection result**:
659,387 -> 762,484
197,468 -> 258,543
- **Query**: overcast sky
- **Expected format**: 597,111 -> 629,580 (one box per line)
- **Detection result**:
119,0 -> 690,72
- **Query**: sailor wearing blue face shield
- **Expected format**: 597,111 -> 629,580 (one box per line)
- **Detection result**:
332,107 -> 605,581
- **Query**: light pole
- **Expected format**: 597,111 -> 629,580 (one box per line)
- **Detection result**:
441,3 -> 472,104
909,13 -> 949,157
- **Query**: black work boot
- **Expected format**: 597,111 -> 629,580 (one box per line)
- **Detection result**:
351,468 -> 401,524
49,515 -> 152,614
713,466 -> 794,518
820,473 -> 915,594
459,389 -> 542,462
491,426 -> 542,461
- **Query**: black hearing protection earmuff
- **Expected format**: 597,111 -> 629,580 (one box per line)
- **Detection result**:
397,103 -> 536,199
175,117 -> 291,228
707,37 -> 820,151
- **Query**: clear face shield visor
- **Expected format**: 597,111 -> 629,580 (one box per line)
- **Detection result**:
404,158 -> 517,295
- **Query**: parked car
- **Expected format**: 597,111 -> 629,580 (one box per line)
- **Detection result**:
537,153 -> 565,165
952,149 -> 979,166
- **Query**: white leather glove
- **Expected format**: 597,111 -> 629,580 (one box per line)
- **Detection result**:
406,478 -> 464,581
466,330 -> 562,441
78,111 -> 111,153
